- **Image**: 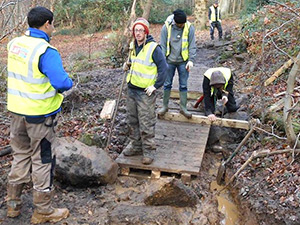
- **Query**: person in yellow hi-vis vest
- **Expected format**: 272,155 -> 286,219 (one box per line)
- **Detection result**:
159,9 -> 196,119
209,0 -> 223,40
6,6 -> 72,224
122,18 -> 168,165
203,68 -> 238,121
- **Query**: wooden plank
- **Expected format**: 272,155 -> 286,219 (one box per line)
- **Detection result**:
181,173 -> 191,184
151,170 -> 161,179
170,90 -> 202,100
100,100 -> 116,119
158,112 -> 249,130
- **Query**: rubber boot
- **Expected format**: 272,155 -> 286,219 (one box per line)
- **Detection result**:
179,92 -> 192,119
7,183 -> 24,218
31,190 -> 69,224
157,90 -> 171,116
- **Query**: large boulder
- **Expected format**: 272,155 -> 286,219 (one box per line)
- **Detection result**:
54,137 -> 118,186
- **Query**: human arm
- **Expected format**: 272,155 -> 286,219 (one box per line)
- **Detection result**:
39,48 -> 73,92
208,8 -> 212,21
188,25 -> 196,64
160,25 -> 168,56
152,45 -> 168,89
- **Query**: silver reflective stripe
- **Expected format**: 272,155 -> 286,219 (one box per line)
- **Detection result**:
182,38 -> 188,42
8,71 -> 50,84
182,47 -> 188,51
130,70 -> 156,80
8,88 -> 56,100
131,58 -> 156,67
145,42 -> 157,62
28,42 -> 48,78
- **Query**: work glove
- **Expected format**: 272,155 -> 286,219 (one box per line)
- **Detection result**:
185,61 -> 193,72
222,95 -> 228,105
209,20 -> 212,24
208,114 -> 217,121
145,85 -> 156,96
123,61 -> 131,72
219,19 -> 222,24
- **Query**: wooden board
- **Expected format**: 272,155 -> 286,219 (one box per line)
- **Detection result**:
158,111 -> 250,130
116,120 -> 210,178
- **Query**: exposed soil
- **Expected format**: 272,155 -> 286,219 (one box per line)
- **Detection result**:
0,20 -> 299,225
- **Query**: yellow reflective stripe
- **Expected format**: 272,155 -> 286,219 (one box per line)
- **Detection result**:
8,88 -> 56,100
8,71 -> 49,84
28,42 -> 48,78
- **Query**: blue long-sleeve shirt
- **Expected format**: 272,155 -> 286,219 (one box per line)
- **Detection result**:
26,28 -> 73,117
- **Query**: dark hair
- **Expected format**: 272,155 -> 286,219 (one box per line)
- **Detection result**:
27,6 -> 53,28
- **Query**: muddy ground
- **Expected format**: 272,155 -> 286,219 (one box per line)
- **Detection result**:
0,21 -> 299,225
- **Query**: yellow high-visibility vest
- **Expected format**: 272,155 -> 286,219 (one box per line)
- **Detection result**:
7,35 -> 63,116
204,67 -> 231,95
210,6 -> 220,22
127,42 -> 158,88
165,21 -> 191,61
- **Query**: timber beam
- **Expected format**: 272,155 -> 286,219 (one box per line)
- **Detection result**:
170,90 -> 202,100
158,112 -> 250,130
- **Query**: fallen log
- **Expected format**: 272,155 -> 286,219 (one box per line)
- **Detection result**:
264,58 -> 294,86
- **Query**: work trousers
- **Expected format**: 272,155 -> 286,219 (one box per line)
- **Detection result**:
8,113 -> 56,191
163,62 -> 189,92
210,21 -> 223,40
126,88 -> 156,154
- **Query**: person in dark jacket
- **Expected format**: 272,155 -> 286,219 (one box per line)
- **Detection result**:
209,0 -> 223,40
202,68 -> 238,121
122,18 -> 168,165
6,6 -> 72,224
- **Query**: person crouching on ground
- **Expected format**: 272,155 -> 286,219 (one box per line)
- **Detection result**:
122,18 -> 168,165
6,6 -> 72,224
202,67 -> 238,121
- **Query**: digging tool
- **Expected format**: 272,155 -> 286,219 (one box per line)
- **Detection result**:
193,95 -> 204,108
216,123 -> 256,185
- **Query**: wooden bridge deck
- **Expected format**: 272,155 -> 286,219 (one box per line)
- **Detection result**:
116,119 -> 210,182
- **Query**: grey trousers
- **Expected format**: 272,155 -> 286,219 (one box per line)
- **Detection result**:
126,88 -> 156,155
8,113 -> 56,191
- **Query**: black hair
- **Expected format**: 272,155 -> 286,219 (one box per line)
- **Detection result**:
27,6 -> 53,28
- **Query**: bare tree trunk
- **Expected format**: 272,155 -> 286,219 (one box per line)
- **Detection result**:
142,0 -> 153,20
194,0 -> 207,31
122,0 -> 137,55
283,52 -> 300,149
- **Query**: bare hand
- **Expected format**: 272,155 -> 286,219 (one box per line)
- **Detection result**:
208,114 -> 217,121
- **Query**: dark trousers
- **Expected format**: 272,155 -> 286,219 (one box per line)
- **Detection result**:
206,92 -> 238,115
210,21 -> 223,40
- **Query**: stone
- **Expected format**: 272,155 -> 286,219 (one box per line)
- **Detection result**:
55,137 -> 118,186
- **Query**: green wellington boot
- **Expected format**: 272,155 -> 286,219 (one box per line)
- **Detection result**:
179,91 -> 192,119
157,90 -> 171,116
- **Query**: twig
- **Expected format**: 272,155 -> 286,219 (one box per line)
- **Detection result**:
273,86 -> 300,97
270,37 -> 292,59
264,17 -> 296,40
269,0 -> 300,17
290,132 -> 300,165
253,126 -> 287,140
218,148 -> 300,193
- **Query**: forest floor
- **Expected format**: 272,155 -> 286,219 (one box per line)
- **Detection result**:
0,19 -> 299,225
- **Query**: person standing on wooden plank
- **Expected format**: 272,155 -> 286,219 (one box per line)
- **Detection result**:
122,18 -> 168,165
158,9 -> 196,118
6,6 -> 72,224
203,67 -> 238,121
209,0 -> 223,41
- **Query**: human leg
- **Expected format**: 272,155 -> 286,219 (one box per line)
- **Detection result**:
217,21 -> 223,40
7,114 -> 31,217
136,90 -> 156,164
28,117 -> 69,224
178,63 -> 192,118
226,92 -> 238,113
124,88 -> 143,156
210,22 -> 216,40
